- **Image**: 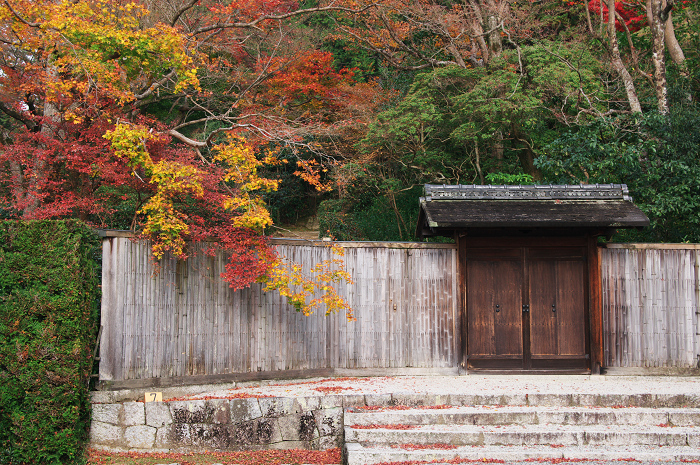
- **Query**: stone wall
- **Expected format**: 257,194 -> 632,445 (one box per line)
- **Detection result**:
89,394 -> 358,452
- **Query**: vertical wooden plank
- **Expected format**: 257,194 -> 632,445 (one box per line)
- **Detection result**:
232,281 -> 241,373
588,237 -> 603,372
451,246 -> 458,367
99,238 -> 116,380
122,239 -> 134,380
695,250 -> 700,367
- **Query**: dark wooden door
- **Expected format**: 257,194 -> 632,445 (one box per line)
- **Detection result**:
466,246 -> 589,371
467,248 -> 523,369
527,248 -> 588,369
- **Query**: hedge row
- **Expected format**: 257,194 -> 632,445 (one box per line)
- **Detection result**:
0,220 -> 100,464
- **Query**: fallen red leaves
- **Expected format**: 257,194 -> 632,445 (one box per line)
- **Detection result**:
163,393 -> 275,402
524,459 -> 594,464
314,386 -> 357,394
374,458 -> 506,465
88,447 -> 342,464
350,424 -> 418,429
350,404 -> 453,412
391,443 -> 458,451
351,405 -> 385,411
270,376 -> 366,387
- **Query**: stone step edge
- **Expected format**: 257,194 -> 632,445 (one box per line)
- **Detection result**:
345,425 -> 700,447
344,443 -> 700,465
346,406 -> 700,414
345,407 -> 700,425
344,424 -> 700,433
360,392 -> 700,409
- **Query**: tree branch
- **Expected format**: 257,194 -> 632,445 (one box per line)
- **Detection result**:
170,0 -> 200,27
134,69 -> 178,101
192,3 -> 378,35
3,0 -> 40,27
0,100 -> 37,130
168,128 -> 208,147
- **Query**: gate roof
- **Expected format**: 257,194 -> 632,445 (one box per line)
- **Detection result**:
417,184 -> 649,238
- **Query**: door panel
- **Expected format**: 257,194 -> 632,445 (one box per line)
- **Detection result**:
528,259 -> 557,357
466,245 -> 589,371
528,248 -> 587,369
554,259 -> 586,357
467,251 -> 523,368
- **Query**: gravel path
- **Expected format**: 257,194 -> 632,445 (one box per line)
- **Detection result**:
174,375 -> 700,401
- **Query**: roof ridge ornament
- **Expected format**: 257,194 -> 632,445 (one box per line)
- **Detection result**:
424,184 -> 634,202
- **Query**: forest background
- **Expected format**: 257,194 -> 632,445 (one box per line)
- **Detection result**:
1,0 -> 699,299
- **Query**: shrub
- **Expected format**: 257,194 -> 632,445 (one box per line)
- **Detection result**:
0,220 -> 100,464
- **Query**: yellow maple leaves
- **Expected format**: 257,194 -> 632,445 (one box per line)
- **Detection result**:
2,0 -> 199,112
103,123 -> 204,258
103,123 -> 354,319
262,243 -> 355,320
213,138 -> 280,230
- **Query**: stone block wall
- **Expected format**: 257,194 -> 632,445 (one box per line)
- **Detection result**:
89,394 -> 357,452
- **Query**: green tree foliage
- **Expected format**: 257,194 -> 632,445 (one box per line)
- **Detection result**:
319,185 -> 423,241
536,101 -> 700,242
0,220 -> 100,464
361,42 -> 610,182
322,0 -> 700,242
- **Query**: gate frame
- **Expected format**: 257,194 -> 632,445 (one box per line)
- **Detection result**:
417,184 -> 649,374
458,234 -> 601,373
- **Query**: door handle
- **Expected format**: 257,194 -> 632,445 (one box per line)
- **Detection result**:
522,304 -> 529,312
495,304 -> 500,313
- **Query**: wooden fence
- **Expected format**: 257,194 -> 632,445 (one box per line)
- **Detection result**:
601,244 -> 700,369
99,237 -> 700,387
99,235 -> 459,386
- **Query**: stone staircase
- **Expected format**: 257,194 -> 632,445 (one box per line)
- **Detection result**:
344,393 -> 700,465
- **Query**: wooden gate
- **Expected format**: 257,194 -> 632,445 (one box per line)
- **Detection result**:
466,240 -> 589,371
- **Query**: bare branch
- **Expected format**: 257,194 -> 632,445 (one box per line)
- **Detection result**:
192,3 -> 379,35
614,10 -> 653,85
170,0 -> 199,27
168,128 -> 208,147
134,69 -> 178,100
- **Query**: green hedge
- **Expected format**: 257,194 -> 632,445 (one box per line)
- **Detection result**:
0,220 -> 100,464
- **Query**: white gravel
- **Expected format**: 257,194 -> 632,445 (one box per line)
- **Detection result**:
176,375 -> 700,401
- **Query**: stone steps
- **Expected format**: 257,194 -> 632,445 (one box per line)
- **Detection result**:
345,405 -> 700,426
344,400 -> 700,465
346,423 -> 700,446
345,443 -> 700,464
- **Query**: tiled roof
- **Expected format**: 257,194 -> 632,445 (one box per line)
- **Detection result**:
417,184 -> 649,237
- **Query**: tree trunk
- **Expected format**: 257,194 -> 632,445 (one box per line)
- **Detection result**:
21,64 -> 64,218
473,142 -> 484,184
510,123 -> 540,179
467,0 -> 490,64
646,0 -> 669,114
664,10 -> 687,70
485,14 -> 502,59
608,0 -> 642,113
447,43 -> 468,69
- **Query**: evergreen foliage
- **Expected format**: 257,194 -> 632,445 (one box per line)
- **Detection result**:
0,220 -> 100,465
536,102 -> 700,242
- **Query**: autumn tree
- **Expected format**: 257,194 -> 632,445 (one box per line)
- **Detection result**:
0,0 -> 383,318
